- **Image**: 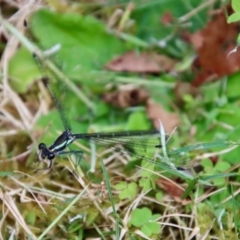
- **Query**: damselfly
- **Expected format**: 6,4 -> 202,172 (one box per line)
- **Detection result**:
24,21 -> 169,170
37,76 -> 165,169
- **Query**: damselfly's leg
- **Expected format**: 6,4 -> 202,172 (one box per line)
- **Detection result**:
34,158 -> 54,172
35,150 -> 83,171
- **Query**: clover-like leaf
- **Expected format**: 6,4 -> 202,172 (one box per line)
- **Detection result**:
116,182 -> 137,200
129,208 -> 161,236
142,222 -> 160,236
130,208 -> 152,227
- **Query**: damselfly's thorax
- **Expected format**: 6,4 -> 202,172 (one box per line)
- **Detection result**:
49,129 -> 76,152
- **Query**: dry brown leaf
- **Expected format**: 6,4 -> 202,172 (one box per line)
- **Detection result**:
174,81 -> 199,106
161,11 -> 174,26
102,88 -> 149,108
155,178 -> 191,205
105,51 -> 177,73
190,7 -> 240,86
146,99 -> 180,132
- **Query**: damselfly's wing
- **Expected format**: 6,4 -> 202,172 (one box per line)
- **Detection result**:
76,130 -> 197,169
41,75 -> 71,131
29,15 -> 71,131
75,130 -> 189,169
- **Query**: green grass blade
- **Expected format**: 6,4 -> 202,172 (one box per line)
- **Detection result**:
181,177 -> 199,199
37,185 -> 88,240
101,159 -> 120,240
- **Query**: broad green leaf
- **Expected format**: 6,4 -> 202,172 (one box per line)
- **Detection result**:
201,158 -> 214,173
30,9 -> 128,80
139,178 -> 151,192
130,208 -> 152,227
226,71 -> 240,97
155,192 -> 164,202
141,224 -> 152,237
141,161 -> 155,177
117,182 -> 137,200
218,104 -> 240,128
128,182 -> 138,198
232,0 -> 240,12
174,54 -> 195,72
213,177 -> 226,186
142,222 -> 160,236
126,111 -> 151,130
214,161 -> 231,172
114,181 -> 127,190
25,211 -> 36,225
9,48 -> 41,93
227,12 -> 240,23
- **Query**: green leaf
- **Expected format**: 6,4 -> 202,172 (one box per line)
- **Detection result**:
94,102 -> 110,118
237,33 -> 240,45
114,181 -> 127,190
232,0 -> 240,12
155,192 -> 164,201
201,158 -> 214,173
9,48 -> 41,93
227,12 -> 240,23
214,161 -> 231,172
139,178 -> 151,192
116,182 -> 138,200
127,182 -> 138,199
140,161 -> 155,177
25,211 -> 36,225
141,224 -> 152,237
126,111 -> 151,131
201,158 -> 214,169
226,71 -> 240,97
144,222 -> 160,234
174,54 -> 195,72
218,104 -> 240,128
213,177 -> 226,186
150,214 -> 161,221
30,9 -> 128,80
130,208 -> 152,227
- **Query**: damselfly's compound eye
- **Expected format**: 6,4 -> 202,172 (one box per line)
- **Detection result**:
38,143 -> 46,150
48,152 -> 55,160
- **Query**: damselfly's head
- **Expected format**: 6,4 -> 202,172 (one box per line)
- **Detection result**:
38,143 -> 55,161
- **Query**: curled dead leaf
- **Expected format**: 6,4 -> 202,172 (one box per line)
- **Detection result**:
161,11 -> 174,26
105,51 -> 177,73
155,178 -> 191,205
190,7 -> 240,86
102,87 -> 149,108
146,99 -> 180,133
